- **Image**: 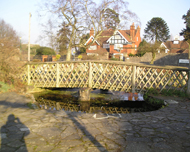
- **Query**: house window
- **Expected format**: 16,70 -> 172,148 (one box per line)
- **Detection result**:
137,37 -> 138,41
135,45 -> 137,50
173,40 -> 179,44
103,44 -> 110,48
114,44 -> 123,50
89,45 -> 97,50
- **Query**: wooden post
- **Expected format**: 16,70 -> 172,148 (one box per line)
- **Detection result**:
132,65 -> 136,93
187,45 -> 190,94
56,62 -> 59,87
89,62 -> 92,88
27,64 -> 30,85
56,102 -> 61,110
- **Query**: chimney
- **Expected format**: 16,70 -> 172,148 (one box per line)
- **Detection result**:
90,27 -> 94,37
130,23 -> 135,41
137,25 -> 140,31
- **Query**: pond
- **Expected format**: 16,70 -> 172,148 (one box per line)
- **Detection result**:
33,88 -> 165,114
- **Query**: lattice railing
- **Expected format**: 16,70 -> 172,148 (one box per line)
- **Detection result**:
20,61 -> 189,93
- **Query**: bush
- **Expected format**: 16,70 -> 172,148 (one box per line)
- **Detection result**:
55,54 -> 61,61
36,47 -> 56,55
0,19 -> 26,93
78,55 -> 82,59
128,53 -> 135,57
0,81 -> 12,93
110,57 -> 119,61
136,51 -> 146,57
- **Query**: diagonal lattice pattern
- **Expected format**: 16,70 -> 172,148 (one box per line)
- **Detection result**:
135,67 -> 188,93
91,63 -> 133,92
20,61 -> 189,93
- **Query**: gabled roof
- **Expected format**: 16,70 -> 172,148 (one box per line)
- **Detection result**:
106,30 -> 129,43
84,36 -> 100,46
160,42 -> 168,49
163,40 -> 189,53
96,29 -> 114,45
85,27 -> 139,46
118,30 -> 132,42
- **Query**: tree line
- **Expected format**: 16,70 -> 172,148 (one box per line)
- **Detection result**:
138,9 -> 190,64
38,0 -> 140,61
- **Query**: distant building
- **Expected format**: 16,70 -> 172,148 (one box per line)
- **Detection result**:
85,23 -> 141,59
159,35 -> 189,53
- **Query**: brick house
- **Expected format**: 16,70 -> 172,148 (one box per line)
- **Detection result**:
85,23 -> 141,59
159,35 -> 189,53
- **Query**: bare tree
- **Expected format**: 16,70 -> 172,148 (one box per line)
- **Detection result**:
39,0 -> 140,61
37,19 -> 58,52
0,19 -> 24,87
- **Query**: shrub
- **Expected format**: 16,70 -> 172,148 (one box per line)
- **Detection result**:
0,19 -> 26,93
78,55 -> 82,59
55,54 -> 61,61
128,53 -> 135,57
36,47 -> 56,55
0,81 -> 12,93
110,57 -> 119,61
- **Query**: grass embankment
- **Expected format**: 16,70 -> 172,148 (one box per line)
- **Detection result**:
0,81 -> 12,93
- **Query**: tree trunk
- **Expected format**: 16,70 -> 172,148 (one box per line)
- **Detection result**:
66,46 -> 71,61
150,52 -> 156,64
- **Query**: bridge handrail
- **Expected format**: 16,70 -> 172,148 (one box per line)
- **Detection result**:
27,60 -> 189,71
21,60 -> 190,93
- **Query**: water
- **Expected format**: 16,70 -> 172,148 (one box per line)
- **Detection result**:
33,88 -> 165,114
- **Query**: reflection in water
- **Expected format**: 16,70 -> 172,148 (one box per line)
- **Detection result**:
33,89 -> 165,114
0,114 -> 30,152
79,101 -> 91,112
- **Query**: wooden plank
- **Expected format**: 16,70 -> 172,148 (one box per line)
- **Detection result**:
132,65 -> 136,93
28,61 -> 189,71
88,62 -> 92,88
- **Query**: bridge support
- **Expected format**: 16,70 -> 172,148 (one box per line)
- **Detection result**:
79,101 -> 91,112
78,88 -> 91,102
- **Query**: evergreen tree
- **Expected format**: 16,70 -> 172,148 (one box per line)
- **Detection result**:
79,33 -> 90,53
102,8 -> 120,30
36,47 -> 56,55
144,17 -> 170,42
180,9 -> 190,41
57,22 -> 71,55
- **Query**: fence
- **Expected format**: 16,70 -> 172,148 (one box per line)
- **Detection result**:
20,60 -> 190,93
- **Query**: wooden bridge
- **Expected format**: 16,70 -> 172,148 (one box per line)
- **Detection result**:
20,60 -> 190,93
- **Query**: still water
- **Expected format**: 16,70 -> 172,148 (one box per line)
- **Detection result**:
33,88 -> 164,114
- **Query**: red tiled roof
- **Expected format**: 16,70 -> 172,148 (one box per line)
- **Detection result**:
164,40 -> 189,53
96,30 -> 114,45
95,29 -> 138,45
118,30 -> 132,42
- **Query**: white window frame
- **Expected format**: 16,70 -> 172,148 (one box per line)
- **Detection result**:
89,45 -> 97,50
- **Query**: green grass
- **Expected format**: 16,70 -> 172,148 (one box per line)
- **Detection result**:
145,88 -> 189,98
0,81 -> 12,93
27,102 -> 35,109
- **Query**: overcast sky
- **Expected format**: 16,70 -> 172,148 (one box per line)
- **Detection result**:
0,0 -> 189,45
